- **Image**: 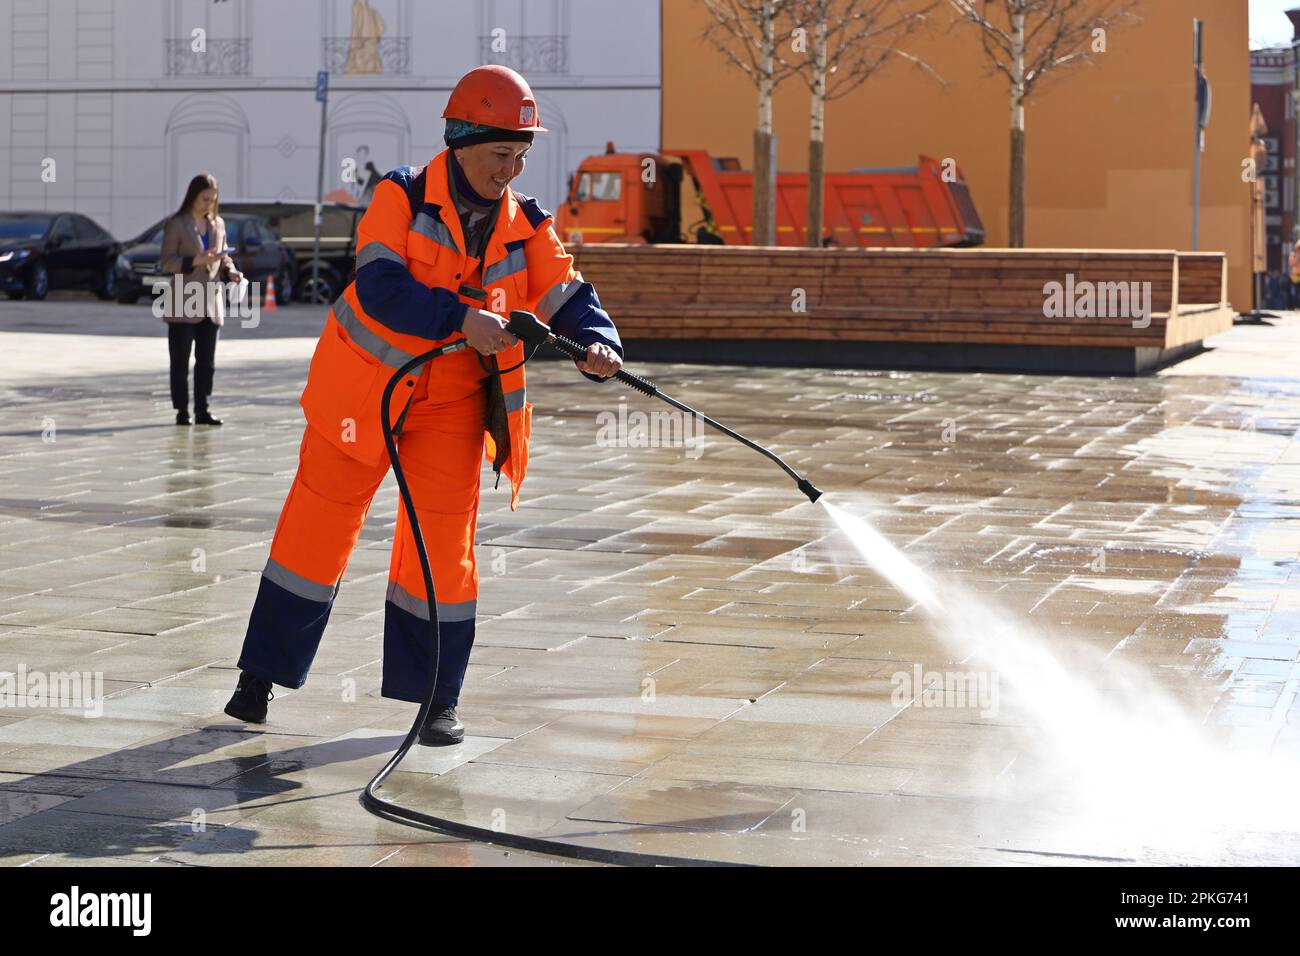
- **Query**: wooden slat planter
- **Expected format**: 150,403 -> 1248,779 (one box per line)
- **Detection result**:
567,245 -> 1233,375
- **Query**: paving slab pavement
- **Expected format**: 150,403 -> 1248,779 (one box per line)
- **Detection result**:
1,301 -> 1299,865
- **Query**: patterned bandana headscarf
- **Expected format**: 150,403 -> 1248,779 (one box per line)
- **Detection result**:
444,118 -> 534,148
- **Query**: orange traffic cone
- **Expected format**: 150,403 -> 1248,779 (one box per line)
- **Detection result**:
262,274 -> 278,312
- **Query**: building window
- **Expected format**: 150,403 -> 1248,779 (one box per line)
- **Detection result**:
477,0 -> 570,75
164,0 -> 248,76
321,1 -> 411,76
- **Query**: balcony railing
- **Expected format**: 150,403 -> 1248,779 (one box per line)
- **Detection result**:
164,38 -> 250,76
478,35 -> 568,75
321,36 -> 410,75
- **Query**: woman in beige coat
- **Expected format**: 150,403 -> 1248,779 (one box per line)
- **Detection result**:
159,173 -> 243,425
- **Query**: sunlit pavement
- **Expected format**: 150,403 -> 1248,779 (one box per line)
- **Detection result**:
1,299 -> 1298,866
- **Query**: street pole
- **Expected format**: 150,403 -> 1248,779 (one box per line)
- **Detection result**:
1292,35 -> 1300,260
313,70 -> 329,303
1192,19 -> 1209,251
1191,20 -> 1201,251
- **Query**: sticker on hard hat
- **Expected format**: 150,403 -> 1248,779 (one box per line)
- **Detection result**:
519,106 -> 535,125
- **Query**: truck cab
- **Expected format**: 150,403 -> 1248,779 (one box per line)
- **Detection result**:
558,144 -> 687,245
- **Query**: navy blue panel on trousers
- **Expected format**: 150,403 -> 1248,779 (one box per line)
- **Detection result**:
382,599 -> 476,706
237,575 -> 335,688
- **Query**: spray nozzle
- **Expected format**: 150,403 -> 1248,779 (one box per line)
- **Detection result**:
796,478 -> 824,504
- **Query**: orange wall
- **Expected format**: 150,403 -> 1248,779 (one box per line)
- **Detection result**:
662,0 -> 1251,308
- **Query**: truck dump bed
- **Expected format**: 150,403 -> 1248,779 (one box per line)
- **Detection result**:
680,150 -> 985,248
557,148 -> 985,248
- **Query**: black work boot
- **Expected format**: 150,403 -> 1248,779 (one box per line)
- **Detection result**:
223,671 -> 274,724
417,704 -> 464,746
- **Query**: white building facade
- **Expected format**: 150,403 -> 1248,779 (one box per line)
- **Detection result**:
0,0 -> 661,239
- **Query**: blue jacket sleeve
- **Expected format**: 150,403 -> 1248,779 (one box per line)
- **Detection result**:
548,282 -> 623,383
353,171 -> 468,341
355,259 -> 467,341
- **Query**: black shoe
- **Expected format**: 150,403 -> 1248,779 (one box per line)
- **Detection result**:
176,410 -> 191,426
224,671 -> 274,724
417,705 -> 465,746
194,410 -> 223,426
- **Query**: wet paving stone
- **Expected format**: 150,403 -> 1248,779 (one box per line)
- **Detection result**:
2,314 -> 1300,864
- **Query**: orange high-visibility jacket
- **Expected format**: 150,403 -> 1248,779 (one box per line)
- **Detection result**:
300,149 -> 621,511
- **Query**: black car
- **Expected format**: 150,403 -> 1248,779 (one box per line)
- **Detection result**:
0,211 -> 122,301
115,213 -> 297,306
220,201 -> 363,304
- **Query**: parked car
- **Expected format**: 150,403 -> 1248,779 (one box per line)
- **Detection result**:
115,212 -> 297,306
0,211 -> 122,300
220,201 -> 362,304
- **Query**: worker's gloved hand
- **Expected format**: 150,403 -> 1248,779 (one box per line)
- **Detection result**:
574,342 -> 622,380
463,308 -> 518,357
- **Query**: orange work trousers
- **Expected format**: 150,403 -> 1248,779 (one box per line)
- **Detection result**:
236,361 -> 487,705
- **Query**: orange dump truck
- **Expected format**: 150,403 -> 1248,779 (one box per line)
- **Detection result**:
555,145 -> 985,248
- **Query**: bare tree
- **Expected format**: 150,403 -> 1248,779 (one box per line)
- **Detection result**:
784,0 -> 940,247
949,0 -> 1137,247
704,0 -> 801,245
1249,103 -> 1268,307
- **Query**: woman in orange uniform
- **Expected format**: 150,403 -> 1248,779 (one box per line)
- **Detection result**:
223,66 -> 623,744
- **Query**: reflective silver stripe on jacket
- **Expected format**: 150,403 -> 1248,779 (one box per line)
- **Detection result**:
503,387 -> 526,413
355,240 -> 407,270
409,211 -> 459,253
483,245 -> 527,287
263,558 -> 337,603
332,295 -> 420,369
536,272 -> 584,321
386,580 -> 477,622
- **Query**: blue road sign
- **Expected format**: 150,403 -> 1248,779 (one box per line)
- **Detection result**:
315,70 -> 328,103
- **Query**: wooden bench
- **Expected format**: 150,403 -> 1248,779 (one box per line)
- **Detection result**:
568,245 -> 1233,374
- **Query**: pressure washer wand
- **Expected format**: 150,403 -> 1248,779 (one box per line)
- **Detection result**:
506,311 -> 824,504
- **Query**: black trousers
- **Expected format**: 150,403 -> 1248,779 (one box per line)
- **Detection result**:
167,318 -> 219,413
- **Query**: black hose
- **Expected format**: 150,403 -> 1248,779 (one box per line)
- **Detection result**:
358,342 -> 752,867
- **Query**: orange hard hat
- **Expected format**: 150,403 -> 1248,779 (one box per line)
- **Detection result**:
443,65 -> 547,133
